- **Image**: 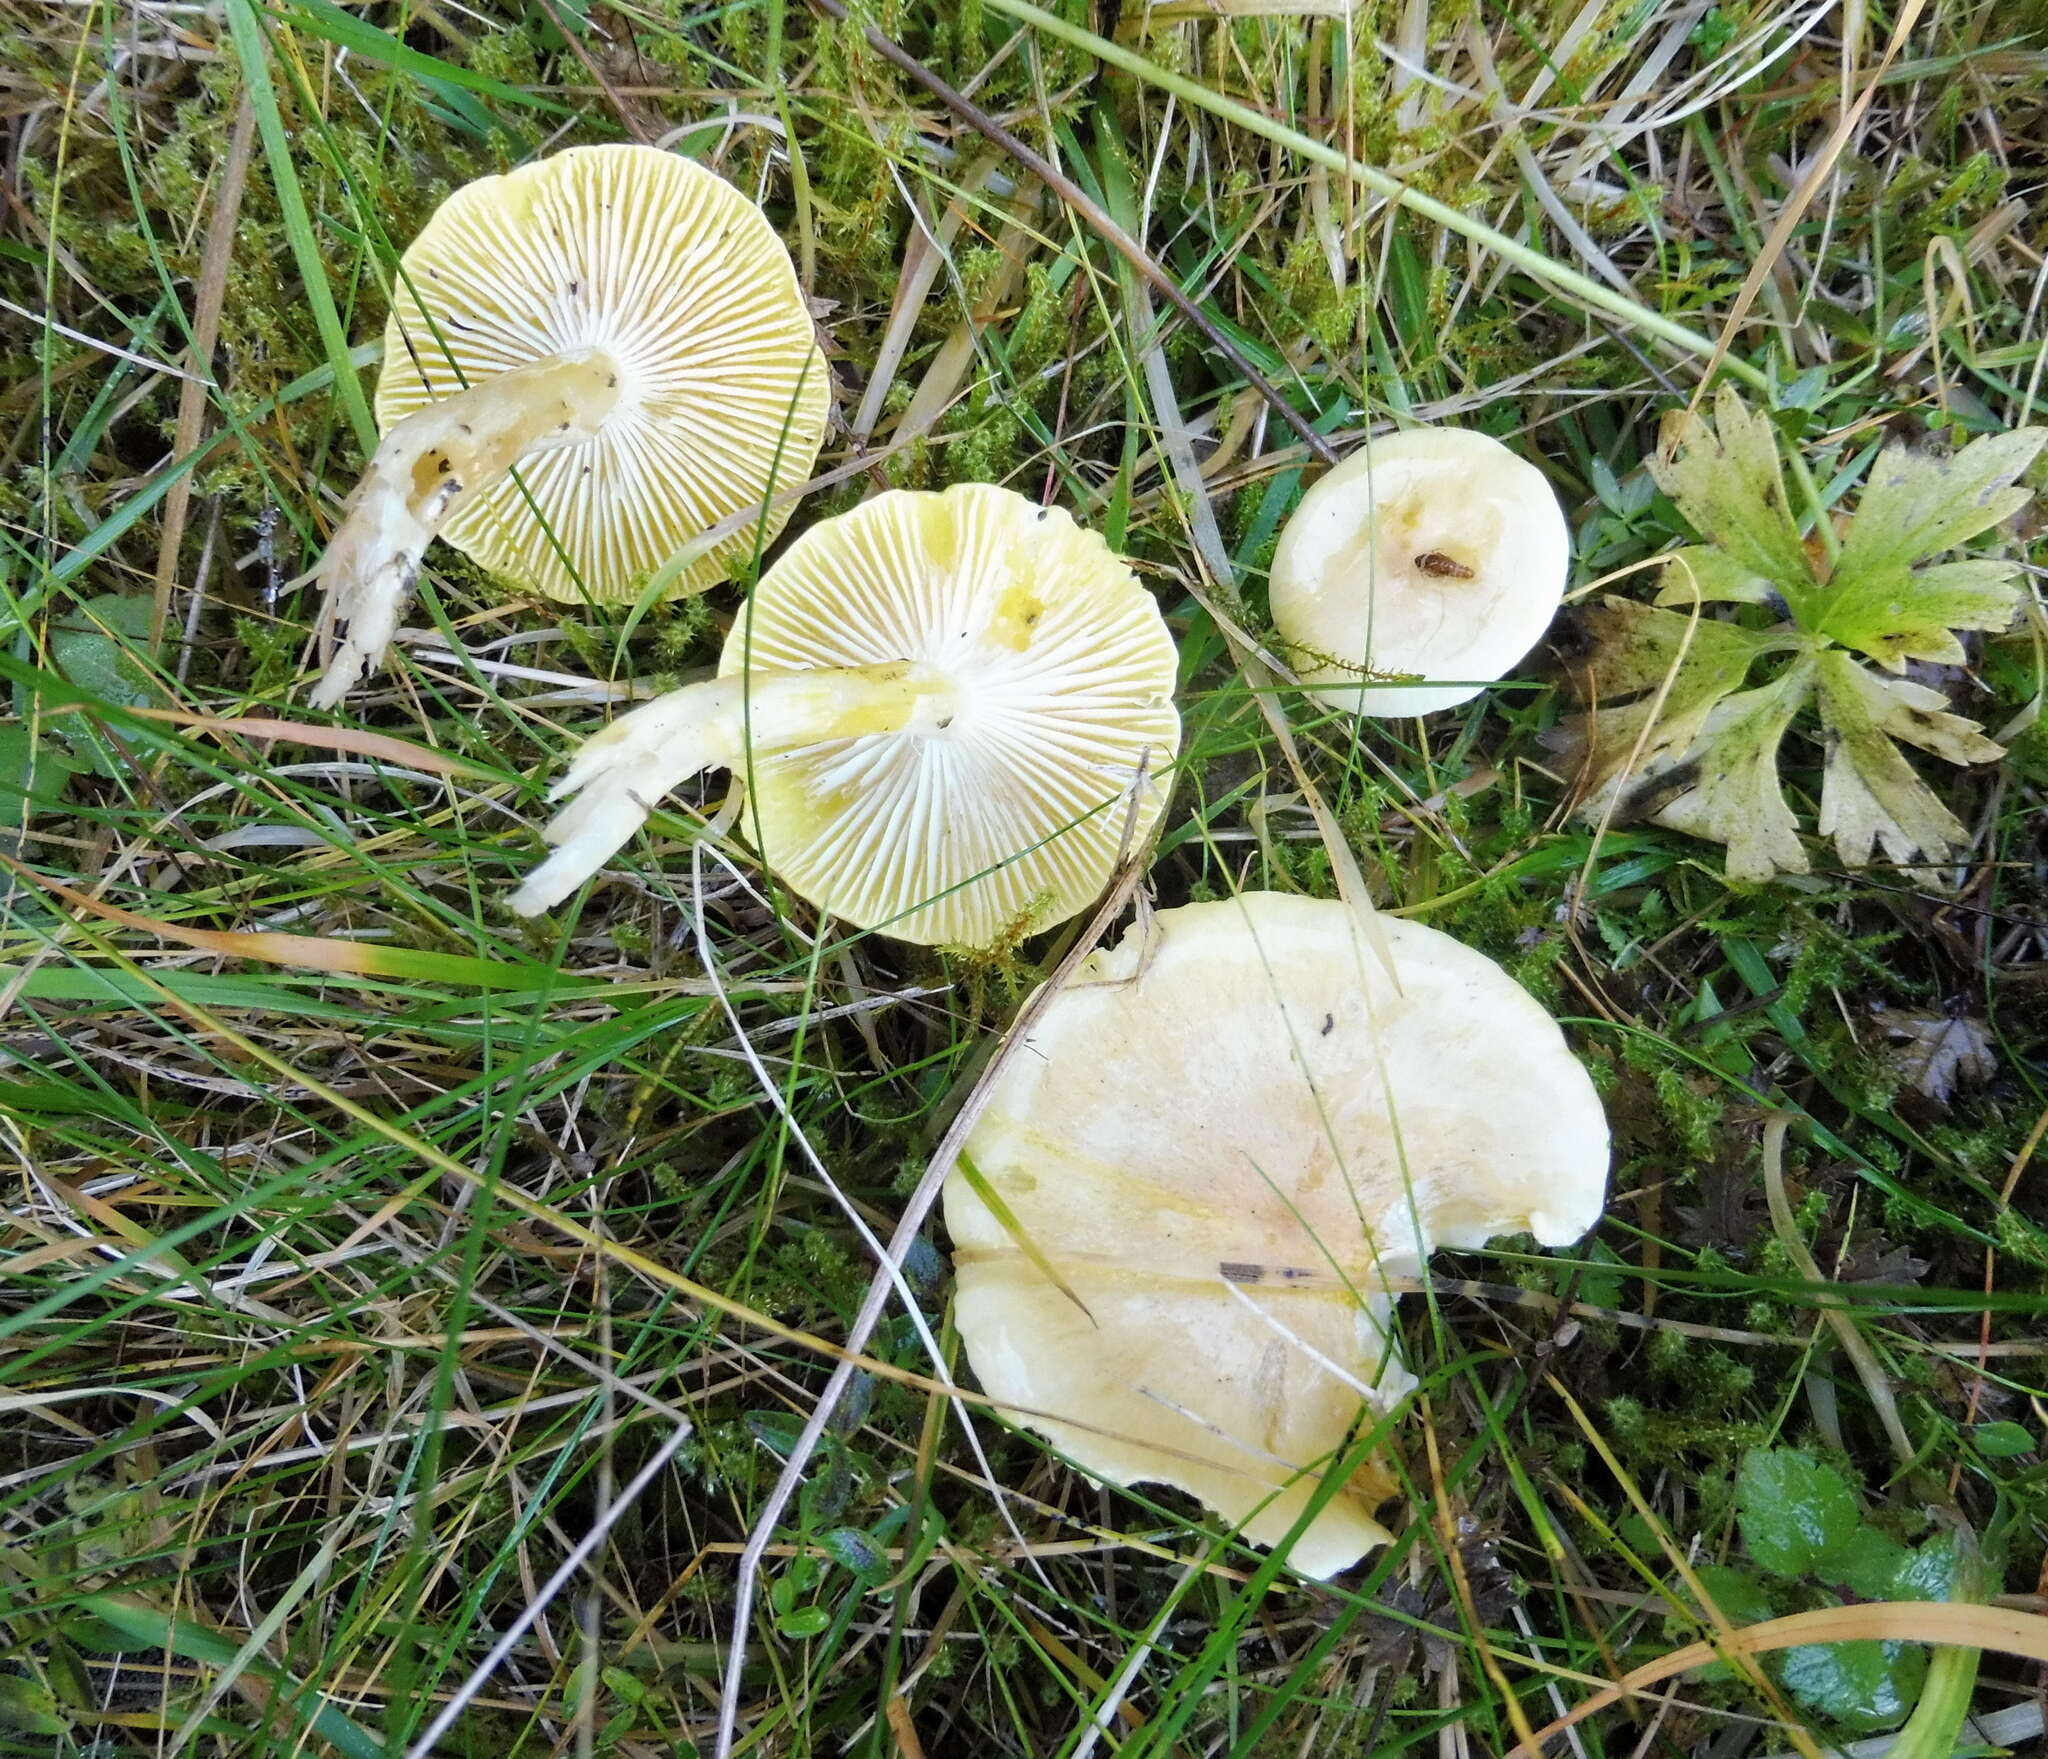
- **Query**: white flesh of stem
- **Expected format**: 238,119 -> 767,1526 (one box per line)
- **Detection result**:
508,663 -> 956,915
308,348 -> 622,709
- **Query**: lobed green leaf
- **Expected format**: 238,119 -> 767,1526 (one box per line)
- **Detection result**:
1814,651 -> 2003,869
1813,425 -> 2045,666
1648,386 -> 1815,618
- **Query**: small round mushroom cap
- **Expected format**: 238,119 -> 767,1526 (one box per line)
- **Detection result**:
1269,427 -> 1570,717
723,484 -> 1180,946
378,141 -> 829,604
945,892 -> 1609,1576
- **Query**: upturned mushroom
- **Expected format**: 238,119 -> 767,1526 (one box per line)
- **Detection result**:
1269,427 -> 1570,717
308,142 -> 830,709
944,891 -> 1609,1577
507,483 -> 1181,948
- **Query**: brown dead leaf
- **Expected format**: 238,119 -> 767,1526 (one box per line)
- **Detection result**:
1874,1004 -> 1997,1103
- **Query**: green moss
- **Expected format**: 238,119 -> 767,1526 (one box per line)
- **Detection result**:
1648,1329 -> 1757,1410
652,594 -> 725,667
1993,1207 -> 2048,1273
1005,261 -> 1069,382
1651,1062 -> 1722,1161
1505,931 -> 1567,1011
933,395 -> 1024,487
1603,1397 -> 1661,1458
883,433 -> 937,491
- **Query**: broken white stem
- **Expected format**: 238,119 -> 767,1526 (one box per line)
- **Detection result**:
307,347 -> 622,710
508,662 -> 956,915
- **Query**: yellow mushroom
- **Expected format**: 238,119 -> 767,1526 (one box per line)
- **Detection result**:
945,892 -> 1610,1576
309,143 -> 829,708
509,483 -> 1181,948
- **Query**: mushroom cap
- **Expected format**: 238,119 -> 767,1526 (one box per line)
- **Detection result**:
376,143 -> 830,604
945,892 -> 1609,1575
719,483 -> 1180,948
1269,427 -> 1570,717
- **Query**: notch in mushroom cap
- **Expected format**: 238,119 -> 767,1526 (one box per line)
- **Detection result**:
944,891 -> 1609,1577
307,142 -> 830,709
507,483 -> 1181,949
1269,427 -> 1570,718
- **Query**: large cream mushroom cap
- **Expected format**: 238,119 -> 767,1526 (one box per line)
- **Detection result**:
309,142 -> 828,706
509,483 -> 1182,948
945,892 -> 1609,1577
1269,427 -> 1570,718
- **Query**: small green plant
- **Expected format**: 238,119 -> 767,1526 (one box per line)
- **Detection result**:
0,723 -> 76,836
1558,391 -> 2044,879
1691,1446 -> 1965,1733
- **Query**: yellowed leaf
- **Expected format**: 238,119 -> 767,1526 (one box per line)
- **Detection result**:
1646,664 -> 1815,882
47,702 -> 495,779
1,853 -> 535,987
1814,650 -> 2003,868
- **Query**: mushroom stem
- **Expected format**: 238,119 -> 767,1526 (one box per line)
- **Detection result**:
307,347 -> 623,710
508,662 -> 957,916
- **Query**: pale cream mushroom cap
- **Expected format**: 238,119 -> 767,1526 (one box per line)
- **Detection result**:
721,483 -> 1181,946
945,892 -> 1609,1577
378,142 -> 829,605
1269,428 -> 1570,718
